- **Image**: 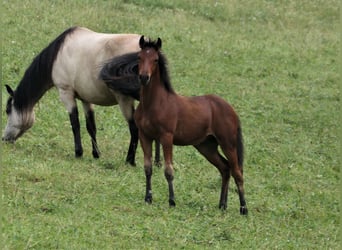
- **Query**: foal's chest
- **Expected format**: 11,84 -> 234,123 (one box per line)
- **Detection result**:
135,109 -> 170,139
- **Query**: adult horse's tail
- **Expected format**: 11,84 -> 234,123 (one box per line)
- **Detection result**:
237,122 -> 244,170
100,52 -> 141,100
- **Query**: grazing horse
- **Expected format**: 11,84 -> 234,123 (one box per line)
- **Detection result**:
105,36 -> 248,214
2,26 -> 160,166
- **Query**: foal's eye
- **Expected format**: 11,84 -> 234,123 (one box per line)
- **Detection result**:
154,59 -> 158,64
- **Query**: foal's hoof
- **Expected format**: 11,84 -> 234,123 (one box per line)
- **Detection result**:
240,206 -> 248,215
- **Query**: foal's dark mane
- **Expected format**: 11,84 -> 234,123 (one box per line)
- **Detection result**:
155,50 -> 174,93
12,27 -> 77,110
101,40 -> 174,98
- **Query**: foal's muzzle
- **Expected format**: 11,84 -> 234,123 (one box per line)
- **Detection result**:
139,75 -> 150,86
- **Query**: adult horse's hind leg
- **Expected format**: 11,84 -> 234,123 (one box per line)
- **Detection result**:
116,95 -> 138,166
127,117 -> 139,165
194,136 -> 230,210
82,102 -> 100,158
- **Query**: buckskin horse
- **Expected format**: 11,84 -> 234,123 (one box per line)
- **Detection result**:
3,26 -> 160,165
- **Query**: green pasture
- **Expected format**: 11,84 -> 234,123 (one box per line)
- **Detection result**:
1,0 -> 339,249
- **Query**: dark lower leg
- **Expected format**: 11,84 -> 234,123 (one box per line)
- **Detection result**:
154,140 -> 161,167
69,107 -> 83,157
165,171 -> 175,206
85,109 -> 100,158
234,177 -> 248,215
145,166 -> 153,203
219,172 -> 230,210
126,119 -> 138,166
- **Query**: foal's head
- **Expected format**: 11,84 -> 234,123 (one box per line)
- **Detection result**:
138,36 -> 162,86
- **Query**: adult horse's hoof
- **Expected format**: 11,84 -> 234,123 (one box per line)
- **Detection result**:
240,206 -> 248,215
219,203 -> 227,210
169,199 -> 176,207
125,156 -> 136,166
93,150 -> 100,158
126,160 -> 136,167
154,160 -> 162,168
75,149 -> 83,158
145,196 -> 153,204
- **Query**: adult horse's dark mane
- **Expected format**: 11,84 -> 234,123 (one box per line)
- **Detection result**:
12,26 -> 77,110
101,38 -> 174,98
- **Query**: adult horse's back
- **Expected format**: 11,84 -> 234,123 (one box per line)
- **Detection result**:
3,26 -> 144,165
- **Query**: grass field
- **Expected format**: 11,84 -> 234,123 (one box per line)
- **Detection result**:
1,0 -> 339,249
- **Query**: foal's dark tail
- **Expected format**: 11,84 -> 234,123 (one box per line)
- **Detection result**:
237,122 -> 244,170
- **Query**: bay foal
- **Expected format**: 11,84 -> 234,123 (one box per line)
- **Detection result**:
134,37 -> 247,214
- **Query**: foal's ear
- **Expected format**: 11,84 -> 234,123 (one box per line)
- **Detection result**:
139,35 -> 145,49
5,84 -> 14,96
156,38 -> 162,49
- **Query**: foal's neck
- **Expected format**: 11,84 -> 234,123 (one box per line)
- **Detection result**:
140,67 -> 172,109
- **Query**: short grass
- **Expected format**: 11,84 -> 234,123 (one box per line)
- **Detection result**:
1,0 -> 339,249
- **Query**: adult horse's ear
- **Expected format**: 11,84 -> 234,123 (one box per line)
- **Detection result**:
5,84 -> 14,97
157,38 -> 162,49
139,35 -> 145,49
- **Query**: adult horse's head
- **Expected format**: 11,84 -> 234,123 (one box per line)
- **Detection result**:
2,85 -> 35,142
138,36 -> 162,86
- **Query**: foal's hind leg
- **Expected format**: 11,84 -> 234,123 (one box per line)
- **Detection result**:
82,103 -> 100,158
194,136 -> 230,210
220,144 -> 248,215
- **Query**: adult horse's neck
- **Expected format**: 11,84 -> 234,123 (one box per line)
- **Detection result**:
12,26 -> 76,112
14,74 -> 54,112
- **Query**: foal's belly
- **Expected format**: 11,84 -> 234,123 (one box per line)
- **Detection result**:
173,132 -> 209,146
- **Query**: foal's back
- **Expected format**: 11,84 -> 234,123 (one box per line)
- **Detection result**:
172,94 -> 239,146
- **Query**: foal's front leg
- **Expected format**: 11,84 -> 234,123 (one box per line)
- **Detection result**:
139,132 -> 153,203
161,133 -> 175,207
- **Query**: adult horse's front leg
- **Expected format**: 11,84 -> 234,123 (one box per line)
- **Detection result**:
83,103 -> 100,158
69,107 -> 83,157
59,90 -> 83,158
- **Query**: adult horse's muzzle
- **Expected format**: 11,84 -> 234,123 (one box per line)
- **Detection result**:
2,135 -> 16,143
139,74 -> 150,86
